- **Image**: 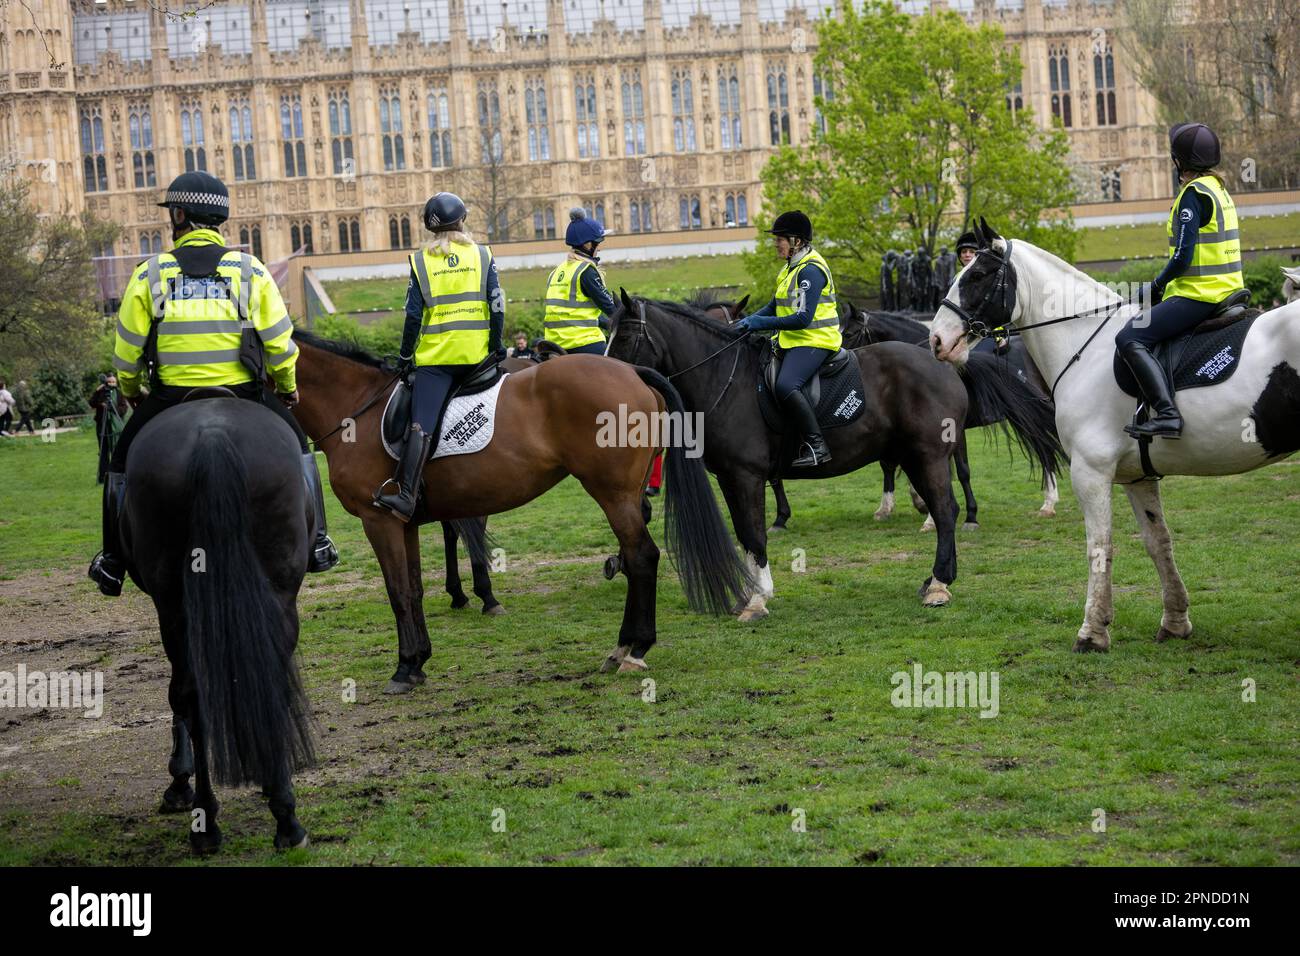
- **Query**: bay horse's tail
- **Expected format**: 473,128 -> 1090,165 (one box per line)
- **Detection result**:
181,428 -> 315,787
959,351 -> 1066,485
633,367 -> 753,614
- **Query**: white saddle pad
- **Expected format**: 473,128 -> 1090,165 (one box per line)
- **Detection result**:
432,373 -> 508,459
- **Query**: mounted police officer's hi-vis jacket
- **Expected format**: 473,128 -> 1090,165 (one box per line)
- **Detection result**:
112,228 -> 298,397
1164,174 -> 1243,303
543,256 -> 607,350
409,240 -> 494,365
775,248 -> 841,352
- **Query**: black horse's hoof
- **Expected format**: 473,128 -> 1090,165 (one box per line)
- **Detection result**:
384,677 -> 417,695
159,783 -> 194,814
449,593 -> 470,610
189,825 -> 223,856
482,602 -> 505,616
274,824 -> 310,851
603,555 -> 622,580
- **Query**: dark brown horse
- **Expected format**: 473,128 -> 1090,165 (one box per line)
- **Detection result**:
290,331 -> 750,692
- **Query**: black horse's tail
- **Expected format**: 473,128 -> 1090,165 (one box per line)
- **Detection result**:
959,351 -> 1067,485
633,367 -> 752,614
181,429 -> 315,788
448,516 -> 497,569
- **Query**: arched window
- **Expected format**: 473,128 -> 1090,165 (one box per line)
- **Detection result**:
380,87 -> 404,171
428,87 -> 453,168
330,89 -> 355,175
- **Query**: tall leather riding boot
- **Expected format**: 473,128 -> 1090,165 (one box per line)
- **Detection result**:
1120,341 -> 1183,439
372,425 -> 434,523
782,389 -> 832,468
87,472 -> 127,596
301,452 -> 339,572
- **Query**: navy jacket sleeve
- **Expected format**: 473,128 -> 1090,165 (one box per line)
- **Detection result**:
579,263 -> 618,328
486,257 -> 504,353
743,264 -> 826,331
400,269 -> 423,359
1154,188 -> 1212,292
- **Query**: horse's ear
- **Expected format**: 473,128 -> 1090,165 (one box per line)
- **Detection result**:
735,293 -> 750,315
619,287 -> 633,311
979,216 -> 1002,244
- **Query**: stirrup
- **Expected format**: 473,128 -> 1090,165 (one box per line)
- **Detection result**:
308,535 -> 339,573
88,551 -> 125,597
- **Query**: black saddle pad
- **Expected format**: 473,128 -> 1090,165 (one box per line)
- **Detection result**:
1113,313 -> 1259,398
758,347 -> 866,433
382,357 -> 505,459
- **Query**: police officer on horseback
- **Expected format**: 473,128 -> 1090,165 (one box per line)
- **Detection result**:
955,231 -> 979,269
1115,123 -> 1245,440
734,210 -> 842,468
88,172 -> 338,596
374,191 -> 503,522
542,208 -> 617,355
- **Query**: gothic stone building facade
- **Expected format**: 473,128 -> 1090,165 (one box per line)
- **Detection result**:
1,0 -> 1165,267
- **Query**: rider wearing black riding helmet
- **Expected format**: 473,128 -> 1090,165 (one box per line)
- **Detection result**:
734,210 -> 842,468
955,231 -> 979,268
1114,123 -> 1245,439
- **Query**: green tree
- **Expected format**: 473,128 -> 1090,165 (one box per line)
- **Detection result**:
749,4 -> 1077,293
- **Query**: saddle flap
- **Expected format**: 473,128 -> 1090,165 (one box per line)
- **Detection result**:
382,380 -> 412,451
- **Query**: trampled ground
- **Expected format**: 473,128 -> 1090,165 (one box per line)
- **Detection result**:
1,429 -> 1297,865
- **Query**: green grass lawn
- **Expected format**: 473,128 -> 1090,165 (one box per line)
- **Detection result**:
1076,210 -> 1300,262
1,429 -> 1297,865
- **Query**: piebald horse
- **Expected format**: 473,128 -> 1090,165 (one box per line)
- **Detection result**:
929,218 -> 1300,652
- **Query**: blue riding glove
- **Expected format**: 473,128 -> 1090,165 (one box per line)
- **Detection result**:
733,317 -> 758,333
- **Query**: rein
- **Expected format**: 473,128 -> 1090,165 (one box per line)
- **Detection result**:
310,368 -> 403,449
622,299 -> 749,416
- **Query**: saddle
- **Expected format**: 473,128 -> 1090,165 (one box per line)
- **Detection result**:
757,345 -> 866,433
382,353 -> 506,460
1113,290 -> 1259,400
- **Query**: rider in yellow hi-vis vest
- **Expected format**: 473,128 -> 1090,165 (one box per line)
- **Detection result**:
542,208 -> 617,355
734,210 -> 841,468
373,192 -> 504,522
88,171 -> 338,597
1115,123 -> 1246,440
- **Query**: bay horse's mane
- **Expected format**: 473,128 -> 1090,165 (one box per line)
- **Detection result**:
294,328 -> 390,370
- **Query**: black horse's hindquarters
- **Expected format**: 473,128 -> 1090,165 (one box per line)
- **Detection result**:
121,399 -> 309,595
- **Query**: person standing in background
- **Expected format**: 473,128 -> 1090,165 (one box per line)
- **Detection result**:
0,381 -> 14,436
89,373 -> 129,483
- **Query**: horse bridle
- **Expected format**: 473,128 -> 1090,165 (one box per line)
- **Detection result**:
937,239 -> 1129,400
618,298 -> 748,416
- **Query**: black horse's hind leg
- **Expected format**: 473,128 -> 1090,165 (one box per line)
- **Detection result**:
186,700 -> 222,855
441,521 -> 470,609
768,479 -> 791,532
875,461 -> 897,520
596,493 -> 660,672
467,517 -> 503,615
955,432 -> 979,530
159,616 -> 195,813
904,452 -> 959,607
265,768 -> 309,850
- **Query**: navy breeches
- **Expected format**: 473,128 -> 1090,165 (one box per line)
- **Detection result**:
411,364 -> 475,435
1115,295 -> 1219,349
565,341 -> 607,356
775,346 -> 833,399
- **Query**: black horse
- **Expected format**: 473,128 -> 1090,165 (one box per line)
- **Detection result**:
840,305 -> 1062,522
607,293 -> 1062,617
120,397 -> 315,852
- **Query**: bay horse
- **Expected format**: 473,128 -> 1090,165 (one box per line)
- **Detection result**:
290,331 -> 750,690
841,305 -> 1062,524
929,218 -> 1300,652
607,292 -> 1063,617
121,397 -> 315,852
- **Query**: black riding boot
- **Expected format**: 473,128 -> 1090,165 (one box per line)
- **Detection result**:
87,472 -> 127,596
1120,341 -> 1183,439
782,389 -> 832,468
372,425 -> 434,523
301,452 -> 339,572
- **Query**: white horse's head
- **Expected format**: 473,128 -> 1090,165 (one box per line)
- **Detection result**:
929,217 -> 1017,365
1283,265 -> 1300,304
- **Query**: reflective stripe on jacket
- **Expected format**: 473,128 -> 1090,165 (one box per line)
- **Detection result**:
543,259 -> 607,350
410,241 -> 493,365
112,228 -> 297,396
775,248 -> 842,351
1164,175 -> 1244,303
